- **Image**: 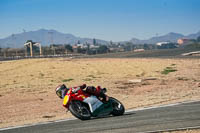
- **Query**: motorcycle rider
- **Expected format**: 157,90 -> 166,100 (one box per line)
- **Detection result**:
55,84 -> 109,104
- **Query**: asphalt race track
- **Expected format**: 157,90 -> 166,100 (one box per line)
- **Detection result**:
1,101 -> 200,133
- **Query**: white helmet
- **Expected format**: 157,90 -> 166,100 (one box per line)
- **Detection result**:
55,84 -> 68,99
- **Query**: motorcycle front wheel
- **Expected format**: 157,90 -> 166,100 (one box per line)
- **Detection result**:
69,100 -> 91,120
110,97 -> 125,116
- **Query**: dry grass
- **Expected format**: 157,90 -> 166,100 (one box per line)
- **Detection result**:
165,129 -> 200,133
0,58 -> 200,128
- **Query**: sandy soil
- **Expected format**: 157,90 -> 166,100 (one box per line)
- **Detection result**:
0,58 -> 200,129
165,129 -> 200,133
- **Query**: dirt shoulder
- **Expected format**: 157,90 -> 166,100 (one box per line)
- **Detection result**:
165,129 -> 200,133
0,58 -> 200,128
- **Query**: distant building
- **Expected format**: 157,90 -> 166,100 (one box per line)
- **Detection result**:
177,38 -> 193,45
156,41 -> 177,49
156,42 -> 170,46
134,49 -> 145,52
109,47 -> 124,52
50,44 -> 64,49
72,44 -> 87,49
90,45 -> 99,49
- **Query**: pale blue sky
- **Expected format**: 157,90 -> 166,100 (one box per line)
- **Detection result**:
0,0 -> 200,41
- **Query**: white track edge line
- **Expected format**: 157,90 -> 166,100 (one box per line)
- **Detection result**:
125,100 -> 200,113
0,117 -> 77,131
0,100 -> 200,131
141,125 -> 200,133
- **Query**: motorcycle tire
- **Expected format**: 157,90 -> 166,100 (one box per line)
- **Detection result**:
69,100 -> 91,120
110,97 -> 125,116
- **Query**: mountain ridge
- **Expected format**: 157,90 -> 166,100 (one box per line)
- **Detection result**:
0,29 -> 200,48
0,29 -> 108,48
129,31 -> 200,44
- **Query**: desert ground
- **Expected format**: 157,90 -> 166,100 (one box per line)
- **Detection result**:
165,129 -> 200,133
0,57 -> 200,129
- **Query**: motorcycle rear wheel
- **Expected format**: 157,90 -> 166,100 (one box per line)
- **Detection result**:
110,97 -> 125,116
69,100 -> 91,120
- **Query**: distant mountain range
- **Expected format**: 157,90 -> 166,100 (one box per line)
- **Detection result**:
129,31 -> 200,44
0,29 -> 108,48
0,29 -> 200,48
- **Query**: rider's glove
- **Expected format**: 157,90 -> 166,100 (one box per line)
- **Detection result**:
80,84 -> 86,89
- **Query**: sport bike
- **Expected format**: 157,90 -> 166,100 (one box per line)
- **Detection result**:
63,87 -> 125,120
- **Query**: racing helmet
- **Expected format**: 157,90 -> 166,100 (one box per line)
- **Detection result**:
55,84 -> 68,99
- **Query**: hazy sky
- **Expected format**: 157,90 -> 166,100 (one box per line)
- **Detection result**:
0,0 -> 200,41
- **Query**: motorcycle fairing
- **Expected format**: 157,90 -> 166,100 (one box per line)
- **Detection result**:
83,96 -> 103,113
63,95 -> 69,106
92,100 -> 113,117
63,89 -> 72,106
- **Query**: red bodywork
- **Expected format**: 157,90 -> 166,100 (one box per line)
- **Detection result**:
62,87 -> 90,108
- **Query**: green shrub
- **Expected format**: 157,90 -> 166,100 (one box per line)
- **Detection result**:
161,67 -> 177,75
83,78 -> 92,81
62,78 -> 74,82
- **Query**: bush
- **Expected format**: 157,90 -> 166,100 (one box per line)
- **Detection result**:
62,78 -> 74,82
161,67 -> 177,75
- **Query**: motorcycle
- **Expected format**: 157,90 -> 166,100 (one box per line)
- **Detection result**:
63,87 -> 125,120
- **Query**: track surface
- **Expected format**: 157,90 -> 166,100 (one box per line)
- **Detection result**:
1,101 -> 200,133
